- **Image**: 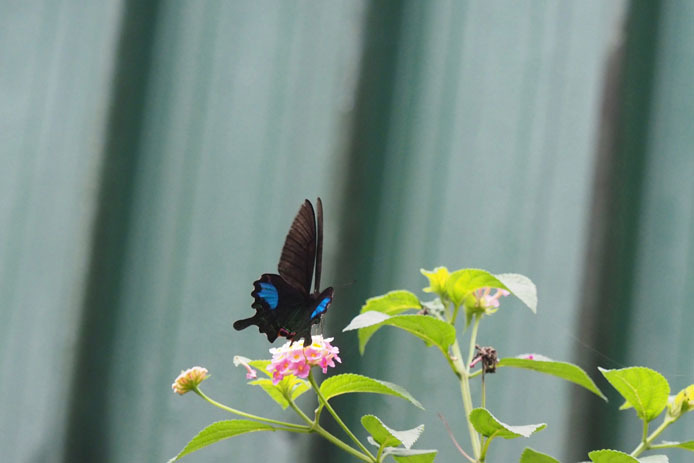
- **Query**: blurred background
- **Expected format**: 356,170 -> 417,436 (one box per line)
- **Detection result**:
1,1 -> 693,462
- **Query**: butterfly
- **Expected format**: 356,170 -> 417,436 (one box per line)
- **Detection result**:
233,198 -> 334,347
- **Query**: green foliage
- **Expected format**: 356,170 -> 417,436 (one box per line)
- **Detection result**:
248,377 -> 309,409
599,367 -> 670,422
494,273 -> 538,313
388,448 -> 438,463
361,415 -> 424,449
319,373 -> 424,409
446,268 -> 509,307
519,447 -> 560,463
344,312 -> 456,355
361,290 -> 422,314
655,440 -> 694,451
168,420 -> 275,462
498,356 -> 606,400
246,359 -> 310,408
469,408 -> 546,439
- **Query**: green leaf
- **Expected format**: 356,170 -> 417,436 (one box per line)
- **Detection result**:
495,273 -> 537,313
638,456 -> 669,463
447,269 -> 507,307
587,449 -> 669,463
587,450 -> 638,463
247,373 -> 309,409
599,367 -> 670,422
344,312 -> 456,354
445,269 -> 537,312
520,447 -> 560,463
353,291 -> 422,351
248,378 -> 290,408
469,408 -> 546,439
247,359 -> 271,377
657,440 -> 694,451
320,373 -> 424,409
498,355 -> 606,400
360,290 -> 422,315
385,448 -> 438,463
168,420 -> 275,462
361,415 -> 424,449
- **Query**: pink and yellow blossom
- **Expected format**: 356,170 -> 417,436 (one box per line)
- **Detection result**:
171,366 -> 209,395
267,335 -> 341,385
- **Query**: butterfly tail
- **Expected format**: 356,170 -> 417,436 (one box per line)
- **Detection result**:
233,316 -> 257,331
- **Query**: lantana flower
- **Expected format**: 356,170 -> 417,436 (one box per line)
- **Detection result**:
172,366 -> 209,395
472,287 -> 510,309
267,335 -> 341,385
233,355 -> 257,380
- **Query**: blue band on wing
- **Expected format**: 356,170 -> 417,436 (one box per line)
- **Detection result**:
310,297 -> 331,319
258,282 -> 278,309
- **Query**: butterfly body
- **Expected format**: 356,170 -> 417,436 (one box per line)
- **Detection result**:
234,199 -> 333,346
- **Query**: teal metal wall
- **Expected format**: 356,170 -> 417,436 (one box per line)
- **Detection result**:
1,1 -> 692,462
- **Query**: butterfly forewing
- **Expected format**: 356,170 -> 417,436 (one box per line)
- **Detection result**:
277,200 -> 316,294
314,197 -> 324,293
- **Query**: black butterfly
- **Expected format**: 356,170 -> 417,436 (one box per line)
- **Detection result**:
233,198 -> 334,347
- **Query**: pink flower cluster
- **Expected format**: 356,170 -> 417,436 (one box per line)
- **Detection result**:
267,335 -> 341,385
472,287 -> 510,309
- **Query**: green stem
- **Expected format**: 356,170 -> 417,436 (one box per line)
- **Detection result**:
630,416 -> 675,457
466,315 -> 482,370
288,397 -> 372,462
450,337 -> 481,459
194,387 -> 307,430
308,371 -> 376,461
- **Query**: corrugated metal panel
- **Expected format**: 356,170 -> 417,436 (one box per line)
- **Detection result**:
0,2 -> 124,462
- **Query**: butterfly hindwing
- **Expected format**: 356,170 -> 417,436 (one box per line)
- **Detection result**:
234,198 -> 334,347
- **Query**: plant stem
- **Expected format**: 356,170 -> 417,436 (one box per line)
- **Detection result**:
288,397 -> 373,462
308,370 -> 376,461
194,387 -> 307,430
450,337 -> 481,459
630,416 -> 675,457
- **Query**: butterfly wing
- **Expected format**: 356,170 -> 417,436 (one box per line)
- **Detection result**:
277,199 -> 316,295
234,198 -> 333,347
314,197 -> 324,293
233,273 -> 309,343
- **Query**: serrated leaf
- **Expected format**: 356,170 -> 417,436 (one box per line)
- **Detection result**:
638,456 -> 669,463
344,312 -> 456,355
248,378 -> 291,408
320,373 -> 423,409
498,355 -> 606,400
248,375 -> 309,409
447,269 -> 507,307
361,290 -> 422,315
247,359 -> 272,378
362,415 -> 402,448
168,420 -> 275,462
657,440 -> 694,451
361,415 -> 424,449
445,269 -> 537,313
599,367 -> 670,422
385,447 -> 437,463
520,447 -> 560,463
588,449 -> 639,463
353,291 -> 422,350
495,273 -> 537,313
469,408 -> 546,439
